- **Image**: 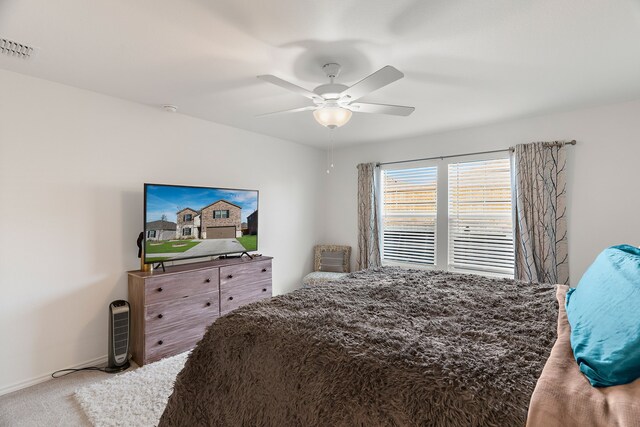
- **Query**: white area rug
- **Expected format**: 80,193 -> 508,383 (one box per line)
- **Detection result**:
75,352 -> 188,427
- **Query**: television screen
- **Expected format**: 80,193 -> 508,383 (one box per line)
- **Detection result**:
144,184 -> 258,263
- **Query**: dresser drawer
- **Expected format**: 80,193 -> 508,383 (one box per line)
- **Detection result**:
220,279 -> 272,315
144,316 -> 212,364
145,292 -> 219,336
220,260 -> 272,289
145,268 -> 219,305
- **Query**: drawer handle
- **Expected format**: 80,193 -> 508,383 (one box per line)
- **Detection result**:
262,268 -> 267,272
262,288 -> 267,292
157,314 -> 163,319
158,340 -> 163,345
228,296 -> 233,301
157,287 -> 163,292
227,274 -> 233,279
206,302 -> 211,307
205,278 -> 211,283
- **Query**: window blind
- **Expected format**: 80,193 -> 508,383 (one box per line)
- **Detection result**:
448,159 -> 514,276
382,167 -> 437,265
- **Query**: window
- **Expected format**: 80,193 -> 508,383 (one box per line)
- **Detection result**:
381,156 -> 514,278
147,230 -> 156,238
182,227 -> 191,236
381,167 -> 437,266
184,214 -> 192,221
448,159 -> 513,275
214,210 -> 229,219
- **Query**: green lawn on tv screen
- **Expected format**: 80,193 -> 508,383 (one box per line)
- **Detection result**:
237,235 -> 257,251
145,240 -> 201,254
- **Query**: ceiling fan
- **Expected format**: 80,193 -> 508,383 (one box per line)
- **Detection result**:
257,63 -> 415,128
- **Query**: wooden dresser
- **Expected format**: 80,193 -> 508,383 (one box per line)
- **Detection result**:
128,256 -> 272,366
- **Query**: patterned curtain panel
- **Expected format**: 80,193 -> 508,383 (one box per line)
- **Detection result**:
513,142 -> 569,284
357,163 -> 382,270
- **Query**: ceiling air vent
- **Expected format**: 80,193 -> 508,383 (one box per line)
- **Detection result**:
0,38 -> 34,59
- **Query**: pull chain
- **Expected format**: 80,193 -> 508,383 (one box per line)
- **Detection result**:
326,146 -> 331,174
326,130 -> 335,174
331,133 -> 334,169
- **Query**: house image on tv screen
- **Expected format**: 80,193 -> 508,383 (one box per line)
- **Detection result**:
247,210 -> 258,235
176,200 -> 243,240
146,220 -> 177,241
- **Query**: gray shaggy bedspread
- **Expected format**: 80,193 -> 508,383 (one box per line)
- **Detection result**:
159,268 -> 558,427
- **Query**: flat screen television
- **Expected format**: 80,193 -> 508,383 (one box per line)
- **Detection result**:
143,183 -> 258,264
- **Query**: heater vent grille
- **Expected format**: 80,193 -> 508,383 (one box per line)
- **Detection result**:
0,38 -> 34,59
113,312 -> 129,355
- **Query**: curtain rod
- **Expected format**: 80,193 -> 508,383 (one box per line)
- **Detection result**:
376,140 -> 576,167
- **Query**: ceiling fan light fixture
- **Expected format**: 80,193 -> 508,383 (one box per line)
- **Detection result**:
257,63 -> 414,124
313,107 -> 352,129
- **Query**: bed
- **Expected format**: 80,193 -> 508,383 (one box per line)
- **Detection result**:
159,267 -> 559,426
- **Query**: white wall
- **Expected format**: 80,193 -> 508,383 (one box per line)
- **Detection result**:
0,69 -> 326,393
324,100 -> 640,282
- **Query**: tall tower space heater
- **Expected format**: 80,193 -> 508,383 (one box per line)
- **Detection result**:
107,300 -> 131,372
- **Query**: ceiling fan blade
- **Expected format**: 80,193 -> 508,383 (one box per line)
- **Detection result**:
339,66 -> 404,102
256,105 -> 318,117
257,75 -> 322,101
347,102 -> 415,116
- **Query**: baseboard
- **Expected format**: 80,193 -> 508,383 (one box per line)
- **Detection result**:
0,354 -> 108,397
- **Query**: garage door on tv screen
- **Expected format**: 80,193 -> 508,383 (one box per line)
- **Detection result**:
143,184 -> 259,263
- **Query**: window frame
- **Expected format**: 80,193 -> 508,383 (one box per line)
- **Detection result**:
182,227 -> 192,236
214,210 -> 230,219
184,214 -> 193,221
379,151 -> 513,278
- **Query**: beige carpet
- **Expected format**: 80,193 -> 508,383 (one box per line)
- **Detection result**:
0,353 -> 187,427
0,364 -> 137,427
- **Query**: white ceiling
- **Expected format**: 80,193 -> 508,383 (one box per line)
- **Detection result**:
2,0 -> 640,148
